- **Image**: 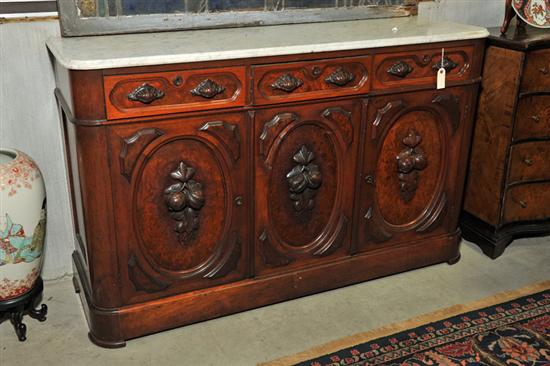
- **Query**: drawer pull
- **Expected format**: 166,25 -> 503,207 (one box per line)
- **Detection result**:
234,196 -> 244,206
364,174 -> 375,185
271,73 -> 304,93
540,67 -> 549,75
523,158 -> 534,166
519,200 -> 528,208
191,79 -> 225,99
325,67 -> 356,87
432,56 -> 458,73
531,115 -> 541,123
387,61 -> 413,78
127,83 -> 164,104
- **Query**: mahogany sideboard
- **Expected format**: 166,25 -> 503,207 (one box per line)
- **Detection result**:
47,18 -> 488,347
462,26 -> 550,259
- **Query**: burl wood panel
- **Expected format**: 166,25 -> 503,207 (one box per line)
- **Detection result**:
372,46 -> 474,90
503,183 -> 550,223
521,49 -> 550,92
463,46 -> 524,225
104,66 -> 246,119
357,86 -> 474,251
253,100 -> 360,275
514,95 -> 550,141
106,112 -> 250,304
252,56 -> 370,105
508,142 -> 550,184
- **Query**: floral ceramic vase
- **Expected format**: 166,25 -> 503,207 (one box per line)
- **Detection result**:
0,148 -> 46,301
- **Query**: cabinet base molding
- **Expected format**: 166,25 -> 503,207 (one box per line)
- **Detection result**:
460,212 -> 550,259
73,232 -> 460,347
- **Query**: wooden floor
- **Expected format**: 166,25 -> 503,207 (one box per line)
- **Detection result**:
1,238 -> 548,366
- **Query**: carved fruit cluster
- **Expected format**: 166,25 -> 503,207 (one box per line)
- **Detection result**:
164,162 -> 205,244
286,145 -> 322,213
396,129 -> 427,202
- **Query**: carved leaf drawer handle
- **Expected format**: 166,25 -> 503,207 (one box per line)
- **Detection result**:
286,145 -> 322,213
387,61 -> 413,78
271,73 -> 304,93
540,67 -> 549,75
432,56 -> 458,73
191,78 -> 225,99
128,83 -> 165,104
164,161 -> 205,245
325,67 -> 356,86
531,115 -> 541,123
523,158 -> 534,166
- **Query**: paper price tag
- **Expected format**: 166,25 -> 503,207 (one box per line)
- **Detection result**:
437,67 -> 446,90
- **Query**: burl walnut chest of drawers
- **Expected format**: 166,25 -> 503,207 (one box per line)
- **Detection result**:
462,27 -> 550,259
47,19 -> 488,347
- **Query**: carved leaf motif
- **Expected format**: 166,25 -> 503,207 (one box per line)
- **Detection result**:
432,57 -> 458,73
271,73 -> 303,93
127,83 -> 164,104
164,161 -> 205,244
286,145 -> 322,213
325,67 -> 356,86
191,79 -> 225,99
387,61 -> 413,78
396,129 -> 427,202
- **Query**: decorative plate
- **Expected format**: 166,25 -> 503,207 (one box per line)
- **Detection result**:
513,0 -> 550,28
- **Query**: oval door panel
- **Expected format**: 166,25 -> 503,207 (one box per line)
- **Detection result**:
267,123 -> 338,247
133,138 -> 229,272
375,110 -> 444,226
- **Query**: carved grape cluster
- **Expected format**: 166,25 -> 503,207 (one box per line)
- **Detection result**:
286,145 -> 322,213
396,129 -> 427,202
164,162 -> 205,244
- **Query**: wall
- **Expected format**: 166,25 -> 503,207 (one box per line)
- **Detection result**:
0,3 -> 504,280
0,20 -> 75,280
418,0 -> 504,28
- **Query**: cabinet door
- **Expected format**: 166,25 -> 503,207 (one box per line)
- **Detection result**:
357,87 -> 475,251
107,112 -> 249,304
254,100 -> 361,275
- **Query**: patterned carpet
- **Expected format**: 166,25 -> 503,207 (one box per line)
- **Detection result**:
264,282 -> 550,366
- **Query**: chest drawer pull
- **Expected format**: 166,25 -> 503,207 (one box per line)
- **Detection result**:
519,200 -> 528,208
531,115 -> 541,123
523,158 -> 534,166
540,67 -> 549,75
127,83 -> 165,104
271,74 -> 303,93
432,57 -> 458,73
191,79 -> 225,99
325,67 -> 356,86
387,61 -> 413,78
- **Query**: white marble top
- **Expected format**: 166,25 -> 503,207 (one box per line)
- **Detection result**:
46,17 -> 488,70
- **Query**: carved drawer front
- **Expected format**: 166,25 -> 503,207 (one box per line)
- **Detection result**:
373,46 -> 474,90
107,112 -> 249,304
254,100 -> 361,275
252,56 -> 370,105
503,183 -> 550,224
521,49 -> 550,92
508,142 -> 550,184
357,87 -> 475,250
104,66 -> 246,120
514,95 -> 550,140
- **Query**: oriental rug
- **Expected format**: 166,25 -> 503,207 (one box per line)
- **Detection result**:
263,281 -> 550,366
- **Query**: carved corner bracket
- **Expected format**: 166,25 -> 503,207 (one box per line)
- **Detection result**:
396,129 -> 427,202
286,145 -> 322,213
164,161 -> 205,244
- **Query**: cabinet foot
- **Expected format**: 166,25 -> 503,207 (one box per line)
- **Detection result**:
88,332 -> 127,349
447,254 -> 461,265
